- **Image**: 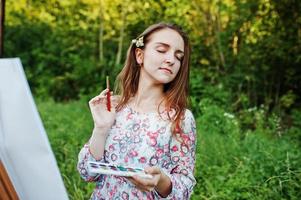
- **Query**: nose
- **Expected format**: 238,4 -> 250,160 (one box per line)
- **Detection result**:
164,52 -> 175,66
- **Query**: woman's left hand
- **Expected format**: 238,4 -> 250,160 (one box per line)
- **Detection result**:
127,166 -> 171,195
127,166 -> 161,192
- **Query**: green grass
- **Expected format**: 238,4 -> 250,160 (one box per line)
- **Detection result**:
36,98 -> 301,200
37,98 -> 94,199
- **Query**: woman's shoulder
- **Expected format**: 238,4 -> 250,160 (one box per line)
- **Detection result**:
181,109 -> 197,136
183,108 -> 195,120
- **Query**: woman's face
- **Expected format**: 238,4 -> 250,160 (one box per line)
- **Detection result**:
136,28 -> 185,85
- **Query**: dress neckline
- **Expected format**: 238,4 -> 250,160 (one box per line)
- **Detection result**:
125,104 -> 159,115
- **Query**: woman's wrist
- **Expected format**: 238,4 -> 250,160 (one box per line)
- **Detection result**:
93,126 -> 110,135
155,171 -> 172,197
88,126 -> 110,160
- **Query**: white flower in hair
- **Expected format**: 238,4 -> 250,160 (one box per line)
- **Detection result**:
132,36 -> 144,47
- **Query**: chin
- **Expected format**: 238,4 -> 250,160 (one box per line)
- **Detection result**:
156,76 -> 175,84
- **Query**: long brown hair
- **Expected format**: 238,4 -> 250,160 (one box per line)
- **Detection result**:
115,22 -> 191,138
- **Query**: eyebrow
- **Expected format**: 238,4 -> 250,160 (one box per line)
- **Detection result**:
155,42 -> 184,54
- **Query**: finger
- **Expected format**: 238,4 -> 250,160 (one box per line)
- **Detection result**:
90,89 -> 111,105
89,93 -> 104,103
128,176 -> 155,193
145,166 -> 161,175
89,96 -> 99,106
111,95 -> 120,103
89,95 -> 106,106
146,186 -> 155,192
126,177 -> 143,188
127,177 -> 139,185
111,106 -> 116,113
132,175 -> 155,187
126,176 -> 141,183
131,175 -> 143,183
126,177 -> 133,184
111,100 -> 119,109
99,88 -> 110,97
111,95 -> 117,102
89,89 -> 110,105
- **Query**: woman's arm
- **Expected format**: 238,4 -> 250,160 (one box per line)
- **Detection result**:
77,90 -> 118,182
77,141 -> 105,182
89,127 -> 110,160
155,109 -> 197,199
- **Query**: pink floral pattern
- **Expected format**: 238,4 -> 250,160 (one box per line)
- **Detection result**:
77,106 -> 197,199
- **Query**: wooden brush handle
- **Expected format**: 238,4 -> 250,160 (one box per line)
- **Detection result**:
106,76 -> 111,111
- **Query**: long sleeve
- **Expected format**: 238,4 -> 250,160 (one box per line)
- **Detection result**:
154,109 -> 197,199
77,141 -> 106,182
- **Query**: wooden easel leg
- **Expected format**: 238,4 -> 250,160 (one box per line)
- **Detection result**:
0,160 -> 19,200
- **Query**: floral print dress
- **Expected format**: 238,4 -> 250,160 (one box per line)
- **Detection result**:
77,105 -> 197,200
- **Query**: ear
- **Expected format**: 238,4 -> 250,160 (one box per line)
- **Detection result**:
135,48 -> 144,65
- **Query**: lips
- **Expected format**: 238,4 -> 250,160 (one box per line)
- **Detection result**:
159,67 -> 173,74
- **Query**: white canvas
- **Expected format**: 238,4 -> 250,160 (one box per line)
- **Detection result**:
0,58 -> 69,200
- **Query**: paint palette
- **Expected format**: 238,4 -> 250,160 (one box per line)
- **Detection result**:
88,161 -> 153,179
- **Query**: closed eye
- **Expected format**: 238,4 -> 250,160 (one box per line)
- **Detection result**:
156,47 -> 184,61
176,56 -> 182,61
176,54 -> 184,61
156,49 -> 166,53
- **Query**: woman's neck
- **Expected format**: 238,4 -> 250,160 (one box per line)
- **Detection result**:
131,78 -> 164,113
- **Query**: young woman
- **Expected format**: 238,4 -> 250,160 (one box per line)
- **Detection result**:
78,22 -> 197,199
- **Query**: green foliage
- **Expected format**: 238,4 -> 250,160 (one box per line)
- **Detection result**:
191,100 -> 301,200
37,99 -> 301,200
37,98 -> 94,199
285,108 -> 301,147
5,0 -> 301,112
197,98 -> 240,137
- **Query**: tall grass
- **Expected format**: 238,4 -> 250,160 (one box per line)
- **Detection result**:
37,98 -> 94,199
36,98 -> 301,200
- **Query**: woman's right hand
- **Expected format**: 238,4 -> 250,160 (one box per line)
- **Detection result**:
88,89 -> 117,132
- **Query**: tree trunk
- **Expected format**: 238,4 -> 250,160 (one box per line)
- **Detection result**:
215,12 -> 226,71
115,2 -> 126,66
98,0 -> 104,63
0,0 -> 5,57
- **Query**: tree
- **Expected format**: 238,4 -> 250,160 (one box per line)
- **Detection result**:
0,0 -> 5,57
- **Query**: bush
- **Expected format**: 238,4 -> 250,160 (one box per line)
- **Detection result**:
191,100 -> 301,199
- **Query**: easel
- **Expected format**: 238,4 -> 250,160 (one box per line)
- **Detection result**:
0,58 -> 69,199
0,160 -> 19,200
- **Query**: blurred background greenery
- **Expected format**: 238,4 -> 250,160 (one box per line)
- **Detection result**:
4,0 -> 301,199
